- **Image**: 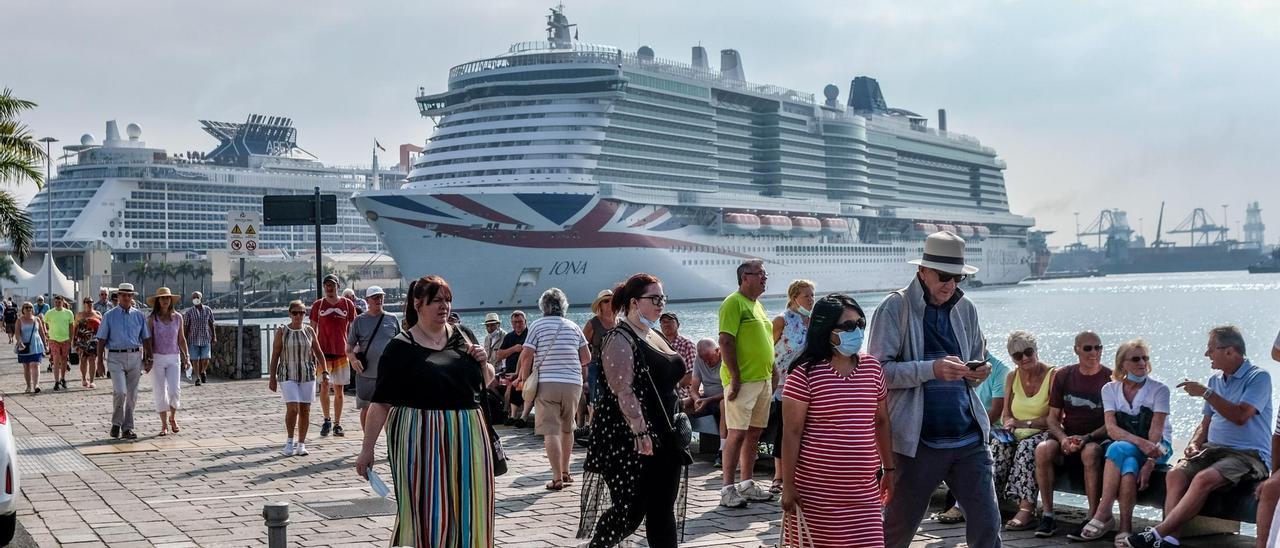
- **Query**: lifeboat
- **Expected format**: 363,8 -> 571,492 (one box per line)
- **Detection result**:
759,215 -> 793,233
791,216 -> 821,235
914,222 -> 939,234
975,226 -> 991,238
937,223 -> 958,234
722,213 -> 761,234
821,217 -> 850,235
956,225 -> 976,237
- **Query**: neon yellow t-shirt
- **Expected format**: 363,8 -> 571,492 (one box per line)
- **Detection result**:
45,308 -> 75,342
718,292 -> 774,384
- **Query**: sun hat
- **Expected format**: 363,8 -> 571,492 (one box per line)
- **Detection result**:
907,231 -> 980,275
365,285 -> 385,298
116,283 -> 136,294
146,287 -> 181,308
591,289 -> 614,314
483,312 -> 501,325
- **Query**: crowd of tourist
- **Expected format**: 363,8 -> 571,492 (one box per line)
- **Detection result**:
14,227 -> 1280,548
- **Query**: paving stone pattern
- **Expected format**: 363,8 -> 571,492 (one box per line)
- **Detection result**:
2,344 -> 1256,547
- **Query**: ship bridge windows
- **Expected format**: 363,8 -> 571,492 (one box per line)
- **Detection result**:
622,72 -> 710,98
451,68 -> 620,88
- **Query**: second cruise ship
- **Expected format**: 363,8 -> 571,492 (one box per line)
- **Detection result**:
353,6 -> 1036,310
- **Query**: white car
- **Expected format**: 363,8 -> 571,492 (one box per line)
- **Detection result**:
0,395 -> 19,544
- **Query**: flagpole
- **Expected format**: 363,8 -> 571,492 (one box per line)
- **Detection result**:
371,141 -> 380,191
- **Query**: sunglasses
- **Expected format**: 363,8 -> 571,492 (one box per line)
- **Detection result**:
1081,344 -> 1104,352
933,270 -> 967,283
1011,348 -> 1036,361
743,271 -> 768,278
289,310 -> 305,316
833,319 -> 867,332
1127,355 -> 1150,363
638,294 -> 668,306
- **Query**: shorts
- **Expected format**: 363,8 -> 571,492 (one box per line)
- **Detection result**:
534,382 -> 581,435
188,344 -> 211,361
355,375 -> 377,409
17,352 -> 43,364
281,380 -> 316,404
48,340 -> 71,362
587,360 -> 602,404
1175,444 -> 1269,486
3,322 -> 13,335
725,380 -> 771,430
323,355 -> 350,385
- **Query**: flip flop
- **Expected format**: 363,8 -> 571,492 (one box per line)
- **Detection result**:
769,478 -> 784,495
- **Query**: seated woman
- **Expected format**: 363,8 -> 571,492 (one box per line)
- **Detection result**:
991,330 -> 1055,531
1075,339 -> 1172,545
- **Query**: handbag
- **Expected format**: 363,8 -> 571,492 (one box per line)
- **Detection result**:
69,348 -> 79,365
783,506 -> 816,548
457,327 -> 508,476
15,322 -> 33,354
640,334 -> 694,466
522,320 -> 565,403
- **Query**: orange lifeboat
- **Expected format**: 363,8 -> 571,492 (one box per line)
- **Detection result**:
975,226 -> 991,238
937,223 -> 958,234
759,215 -> 793,233
791,216 -> 821,234
821,218 -> 850,234
914,222 -> 939,234
723,213 -> 761,233
956,225 -> 976,237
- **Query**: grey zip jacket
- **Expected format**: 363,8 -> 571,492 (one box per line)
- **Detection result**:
867,277 -> 989,457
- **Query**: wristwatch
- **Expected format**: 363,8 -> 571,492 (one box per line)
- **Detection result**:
1202,388 -> 1215,400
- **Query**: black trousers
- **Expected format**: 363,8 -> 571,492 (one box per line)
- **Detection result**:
591,448 -> 681,548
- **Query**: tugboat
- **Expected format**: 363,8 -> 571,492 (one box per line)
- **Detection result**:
1248,248 -> 1280,274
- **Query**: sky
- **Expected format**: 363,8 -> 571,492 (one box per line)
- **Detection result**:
5,0 -> 1279,248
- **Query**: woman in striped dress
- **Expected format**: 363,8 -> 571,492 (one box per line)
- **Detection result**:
356,275 -> 495,547
268,300 -> 325,457
779,294 -> 893,548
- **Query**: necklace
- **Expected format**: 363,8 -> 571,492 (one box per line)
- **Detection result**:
412,323 -> 448,348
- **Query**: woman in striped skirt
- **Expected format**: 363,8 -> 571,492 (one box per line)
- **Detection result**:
356,275 -> 495,547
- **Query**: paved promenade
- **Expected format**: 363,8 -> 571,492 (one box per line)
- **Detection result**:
4,345 -> 1256,547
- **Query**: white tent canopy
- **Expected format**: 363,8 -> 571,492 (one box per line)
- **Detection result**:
3,255 -> 75,301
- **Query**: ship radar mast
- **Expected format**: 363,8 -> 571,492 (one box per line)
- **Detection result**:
546,4 -> 576,49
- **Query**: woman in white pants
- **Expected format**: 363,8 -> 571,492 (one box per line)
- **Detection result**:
146,288 -> 190,436
268,300 -> 325,457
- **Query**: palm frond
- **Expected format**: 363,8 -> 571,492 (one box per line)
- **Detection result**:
0,89 -> 38,121
0,190 -> 34,260
0,255 -> 17,284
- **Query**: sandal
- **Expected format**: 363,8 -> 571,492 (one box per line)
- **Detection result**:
545,479 -> 564,491
769,478 -> 784,495
158,430 -> 168,437
1070,516 -> 1115,541
1004,510 -> 1036,531
1114,532 -> 1132,547
934,506 -> 965,524
562,473 -> 573,485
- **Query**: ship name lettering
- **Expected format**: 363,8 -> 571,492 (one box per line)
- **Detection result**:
550,260 -> 587,276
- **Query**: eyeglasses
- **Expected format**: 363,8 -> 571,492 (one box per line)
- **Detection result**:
289,310 -> 305,316
1127,355 -> 1150,363
743,271 -> 768,278
1011,348 -> 1036,361
638,294 -> 667,306
932,269 -> 967,283
1081,344 -> 1104,352
833,319 -> 867,332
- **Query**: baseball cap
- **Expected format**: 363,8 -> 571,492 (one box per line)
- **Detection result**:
365,286 -> 385,298
660,311 -> 678,322
323,274 -> 340,285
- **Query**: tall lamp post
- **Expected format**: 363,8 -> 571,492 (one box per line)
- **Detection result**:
38,136 -> 58,300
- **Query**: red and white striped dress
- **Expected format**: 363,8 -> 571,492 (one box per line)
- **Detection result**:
782,354 -> 886,548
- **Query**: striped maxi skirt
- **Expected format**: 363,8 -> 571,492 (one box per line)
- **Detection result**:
386,406 -> 494,547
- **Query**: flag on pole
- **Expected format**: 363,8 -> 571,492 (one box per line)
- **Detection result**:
574,28 -> 579,40
375,140 -> 386,152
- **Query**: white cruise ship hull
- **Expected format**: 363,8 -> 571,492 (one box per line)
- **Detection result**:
354,188 -> 1030,310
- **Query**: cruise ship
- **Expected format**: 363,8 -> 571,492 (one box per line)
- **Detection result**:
353,7 -> 1036,310
27,115 -> 400,288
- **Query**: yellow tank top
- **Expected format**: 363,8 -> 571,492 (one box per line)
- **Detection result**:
1011,366 -> 1054,441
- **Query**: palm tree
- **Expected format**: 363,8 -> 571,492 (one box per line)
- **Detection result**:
0,255 -> 18,284
127,260 -> 150,297
246,267 -> 265,295
153,261 -> 176,289
345,269 -> 363,292
175,261 -> 195,298
193,263 -> 213,295
0,88 -> 41,259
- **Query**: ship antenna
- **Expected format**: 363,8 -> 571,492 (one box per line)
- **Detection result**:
546,3 -> 576,49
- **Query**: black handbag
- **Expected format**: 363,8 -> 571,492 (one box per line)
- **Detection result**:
457,326 -> 509,477
643,354 -> 694,466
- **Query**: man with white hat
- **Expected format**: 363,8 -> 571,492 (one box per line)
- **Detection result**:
481,312 -> 507,373
94,282 -> 151,441
346,285 -> 399,430
869,231 -> 998,548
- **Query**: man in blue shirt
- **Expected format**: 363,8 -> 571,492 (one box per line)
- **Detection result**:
94,283 -> 151,441
33,295 -> 49,316
1128,325 -> 1272,548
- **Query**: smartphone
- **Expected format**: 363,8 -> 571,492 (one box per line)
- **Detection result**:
965,360 -> 988,370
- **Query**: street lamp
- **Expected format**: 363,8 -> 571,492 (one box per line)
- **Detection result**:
38,136 -> 57,301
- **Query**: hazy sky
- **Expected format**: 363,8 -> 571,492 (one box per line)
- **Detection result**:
6,0 -> 1279,247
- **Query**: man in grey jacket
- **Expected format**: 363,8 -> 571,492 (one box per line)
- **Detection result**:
869,231 -> 999,548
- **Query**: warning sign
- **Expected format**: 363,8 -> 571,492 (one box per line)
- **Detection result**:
226,210 -> 261,258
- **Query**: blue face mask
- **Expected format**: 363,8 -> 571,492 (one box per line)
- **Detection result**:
834,329 -> 864,357
795,306 -> 812,318
638,314 -> 660,331
1126,372 -> 1147,383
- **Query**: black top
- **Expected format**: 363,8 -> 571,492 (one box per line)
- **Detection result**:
371,327 -> 483,410
628,323 -> 686,428
500,329 -> 527,374
586,316 -> 607,361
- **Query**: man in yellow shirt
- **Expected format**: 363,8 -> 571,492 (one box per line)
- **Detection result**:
717,258 -> 776,508
45,295 -> 76,391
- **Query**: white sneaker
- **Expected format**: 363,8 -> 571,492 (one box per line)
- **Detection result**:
282,440 -> 295,457
295,443 -> 309,456
737,480 -> 775,502
719,485 -> 748,508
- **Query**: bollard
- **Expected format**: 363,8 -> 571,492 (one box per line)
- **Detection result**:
262,502 -> 290,548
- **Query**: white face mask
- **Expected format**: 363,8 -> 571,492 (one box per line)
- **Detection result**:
192,298 -> 201,306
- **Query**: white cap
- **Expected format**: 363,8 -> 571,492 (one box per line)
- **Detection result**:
365,285 -> 385,298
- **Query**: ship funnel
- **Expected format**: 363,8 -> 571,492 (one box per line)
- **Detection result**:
637,46 -> 654,62
848,76 -> 888,113
104,120 -> 123,146
720,49 -> 745,80
937,109 -> 947,132
692,46 -> 709,70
